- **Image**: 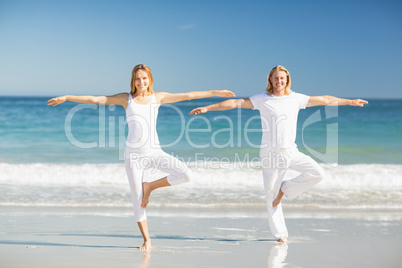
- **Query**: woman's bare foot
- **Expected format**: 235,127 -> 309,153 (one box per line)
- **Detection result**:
139,239 -> 151,251
141,182 -> 151,208
273,190 -> 284,207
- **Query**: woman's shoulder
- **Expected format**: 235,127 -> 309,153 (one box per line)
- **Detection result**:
153,91 -> 164,96
113,92 -> 130,101
118,92 -> 130,97
110,92 -> 129,99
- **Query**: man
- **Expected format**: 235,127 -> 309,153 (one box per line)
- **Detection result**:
189,65 -> 368,243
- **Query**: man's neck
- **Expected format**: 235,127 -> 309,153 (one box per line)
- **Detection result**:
272,91 -> 285,97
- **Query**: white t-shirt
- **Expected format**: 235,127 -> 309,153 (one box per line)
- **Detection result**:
249,92 -> 310,148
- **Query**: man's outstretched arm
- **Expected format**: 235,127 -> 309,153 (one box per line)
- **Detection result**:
189,98 -> 253,116
307,96 -> 368,107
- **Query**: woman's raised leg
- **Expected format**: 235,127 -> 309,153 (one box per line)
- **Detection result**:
141,150 -> 192,208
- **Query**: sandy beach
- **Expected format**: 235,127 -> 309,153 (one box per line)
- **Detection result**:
1,206 -> 400,268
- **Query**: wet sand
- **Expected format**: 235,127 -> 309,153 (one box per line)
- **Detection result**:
0,206 -> 401,267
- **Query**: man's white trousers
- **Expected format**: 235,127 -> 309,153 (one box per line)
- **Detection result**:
260,147 -> 325,240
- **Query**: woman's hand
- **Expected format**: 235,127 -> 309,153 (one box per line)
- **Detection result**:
189,107 -> 208,116
214,90 -> 236,97
351,99 -> 368,107
47,96 -> 67,106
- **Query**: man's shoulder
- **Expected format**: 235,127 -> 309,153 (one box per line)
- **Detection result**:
250,92 -> 269,99
291,91 -> 309,97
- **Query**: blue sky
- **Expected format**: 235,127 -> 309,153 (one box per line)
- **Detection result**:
0,0 -> 401,98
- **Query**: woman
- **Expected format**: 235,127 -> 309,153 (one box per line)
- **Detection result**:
190,65 -> 367,243
48,64 -> 235,250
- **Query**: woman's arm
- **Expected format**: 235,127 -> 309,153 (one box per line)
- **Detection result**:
189,98 -> 253,116
307,96 -> 368,107
47,93 -> 129,108
156,90 -> 235,105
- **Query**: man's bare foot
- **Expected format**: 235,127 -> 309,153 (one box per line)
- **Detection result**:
142,182 -> 151,208
139,239 -> 151,251
277,237 -> 287,244
273,190 -> 284,207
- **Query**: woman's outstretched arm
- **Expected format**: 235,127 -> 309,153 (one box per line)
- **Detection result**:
47,93 -> 128,108
189,98 -> 253,116
156,90 -> 235,105
307,96 -> 368,107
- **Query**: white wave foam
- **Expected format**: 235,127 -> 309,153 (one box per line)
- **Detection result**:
1,163 -> 401,189
0,163 -> 128,186
1,163 -> 401,209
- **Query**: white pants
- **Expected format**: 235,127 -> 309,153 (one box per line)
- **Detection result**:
260,147 -> 325,239
124,148 -> 192,222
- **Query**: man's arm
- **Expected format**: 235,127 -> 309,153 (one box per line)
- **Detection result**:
189,98 -> 253,116
307,96 -> 368,107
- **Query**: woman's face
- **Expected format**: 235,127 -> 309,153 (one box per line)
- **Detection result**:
134,70 -> 149,92
270,71 -> 288,95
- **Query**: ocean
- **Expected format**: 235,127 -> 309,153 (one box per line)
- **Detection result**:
1,96 -> 401,211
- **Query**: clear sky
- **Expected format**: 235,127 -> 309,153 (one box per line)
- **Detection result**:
0,0 -> 401,98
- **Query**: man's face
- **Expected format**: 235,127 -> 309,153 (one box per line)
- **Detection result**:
270,71 -> 288,95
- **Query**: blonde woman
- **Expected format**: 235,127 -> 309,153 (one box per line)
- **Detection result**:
48,64 -> 235,250
190,65 -> 367,243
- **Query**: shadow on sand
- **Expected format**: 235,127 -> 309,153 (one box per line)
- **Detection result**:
0,233 -> 276,249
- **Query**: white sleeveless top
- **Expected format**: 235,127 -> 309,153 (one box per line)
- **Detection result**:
125,93 -> 161,154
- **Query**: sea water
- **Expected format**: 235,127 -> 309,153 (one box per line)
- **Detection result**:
0,96 -> 401,210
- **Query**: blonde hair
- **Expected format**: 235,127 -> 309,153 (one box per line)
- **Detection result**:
130,64 -> 154,95
266,65 -> 292,95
